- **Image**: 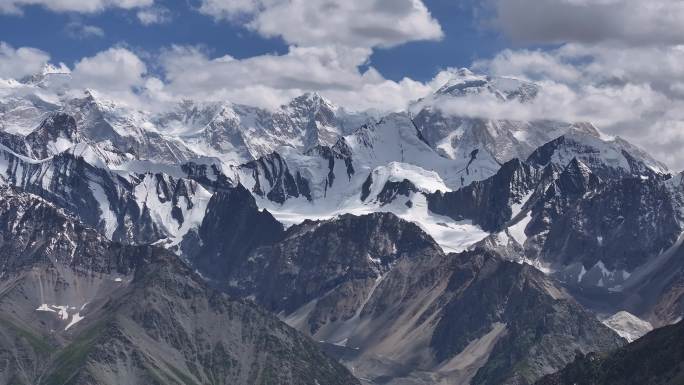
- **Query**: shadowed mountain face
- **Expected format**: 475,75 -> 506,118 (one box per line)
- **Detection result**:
427,159 -> 539,232
0,187 -> 359,385
536,320 -> 684,385
182,183 -> 286,281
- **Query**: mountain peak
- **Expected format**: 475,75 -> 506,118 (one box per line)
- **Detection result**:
288,92 -> 337,111
20,63 -> 72,88
41,63 -> 71,76
455,67 -> 475,77
435,69 -> 487,95
433,69 -> 539,103
23,112 -> 80,159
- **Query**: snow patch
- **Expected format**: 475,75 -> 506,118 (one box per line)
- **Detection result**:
36,304 -> 56,312
368,162 -> 450,195
88,181 -> 117,239
65,312 -> 85,331
36,303 -> 88,331
262,192 -> 489,254
507,211 -> 532,245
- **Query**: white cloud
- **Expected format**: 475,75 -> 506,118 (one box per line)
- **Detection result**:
157,44 -> 432,111
431,79 -> 671,129
137,5 -> 171,25
71,47 -> 147,97
0,42 -> 50,79
473,49 -> 581,83
198,0 -> 258,19
0,42 -> 434,113
557,44 -> 684,97
170,1 -> 443,111
0,0 -> 153,14
198,0 -> 443,48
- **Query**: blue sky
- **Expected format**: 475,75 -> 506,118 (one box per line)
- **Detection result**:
0,2 -> 288,70
369,1 -> 508,82
0,0 -> 508,82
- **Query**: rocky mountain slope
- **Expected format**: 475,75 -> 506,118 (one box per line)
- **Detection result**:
536,320 -> 684,385
184,209 -> 625,385
0,186 -> 358,385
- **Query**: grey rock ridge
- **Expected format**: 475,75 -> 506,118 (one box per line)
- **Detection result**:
0,186 -> 359,385
186,211 -> 624,385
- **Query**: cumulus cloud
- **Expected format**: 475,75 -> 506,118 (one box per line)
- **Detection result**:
154,0 -> 443,110
0,0 -> 153,14
157,44 -> 432,111
198,0 -> 443,48
557,44 -> 684,98
486,0 -> 684,46
71,47 -> 147,98
0,41 -> 435,113
0,0 -> 444,113
0,42 -> 50,79
177,0 -> 443,111
473,49 -> 581,83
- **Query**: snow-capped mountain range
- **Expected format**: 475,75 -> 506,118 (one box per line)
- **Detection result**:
0,66 -> 682,385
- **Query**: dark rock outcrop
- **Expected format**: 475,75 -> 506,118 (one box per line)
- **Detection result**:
25,112 -> 79,159
240,152 -> 312,203
427,159 -> 539,232
185,183 -> 285,280
536,320 -> 684,385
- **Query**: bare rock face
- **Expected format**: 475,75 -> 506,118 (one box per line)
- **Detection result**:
0,187 -> 359,385
24,112 -> 79,159
240,152 -> 312,203
184,183 -> 285,280
427,158 -> 539,232
230,212 -> 438,320
191,211 -> 624,385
